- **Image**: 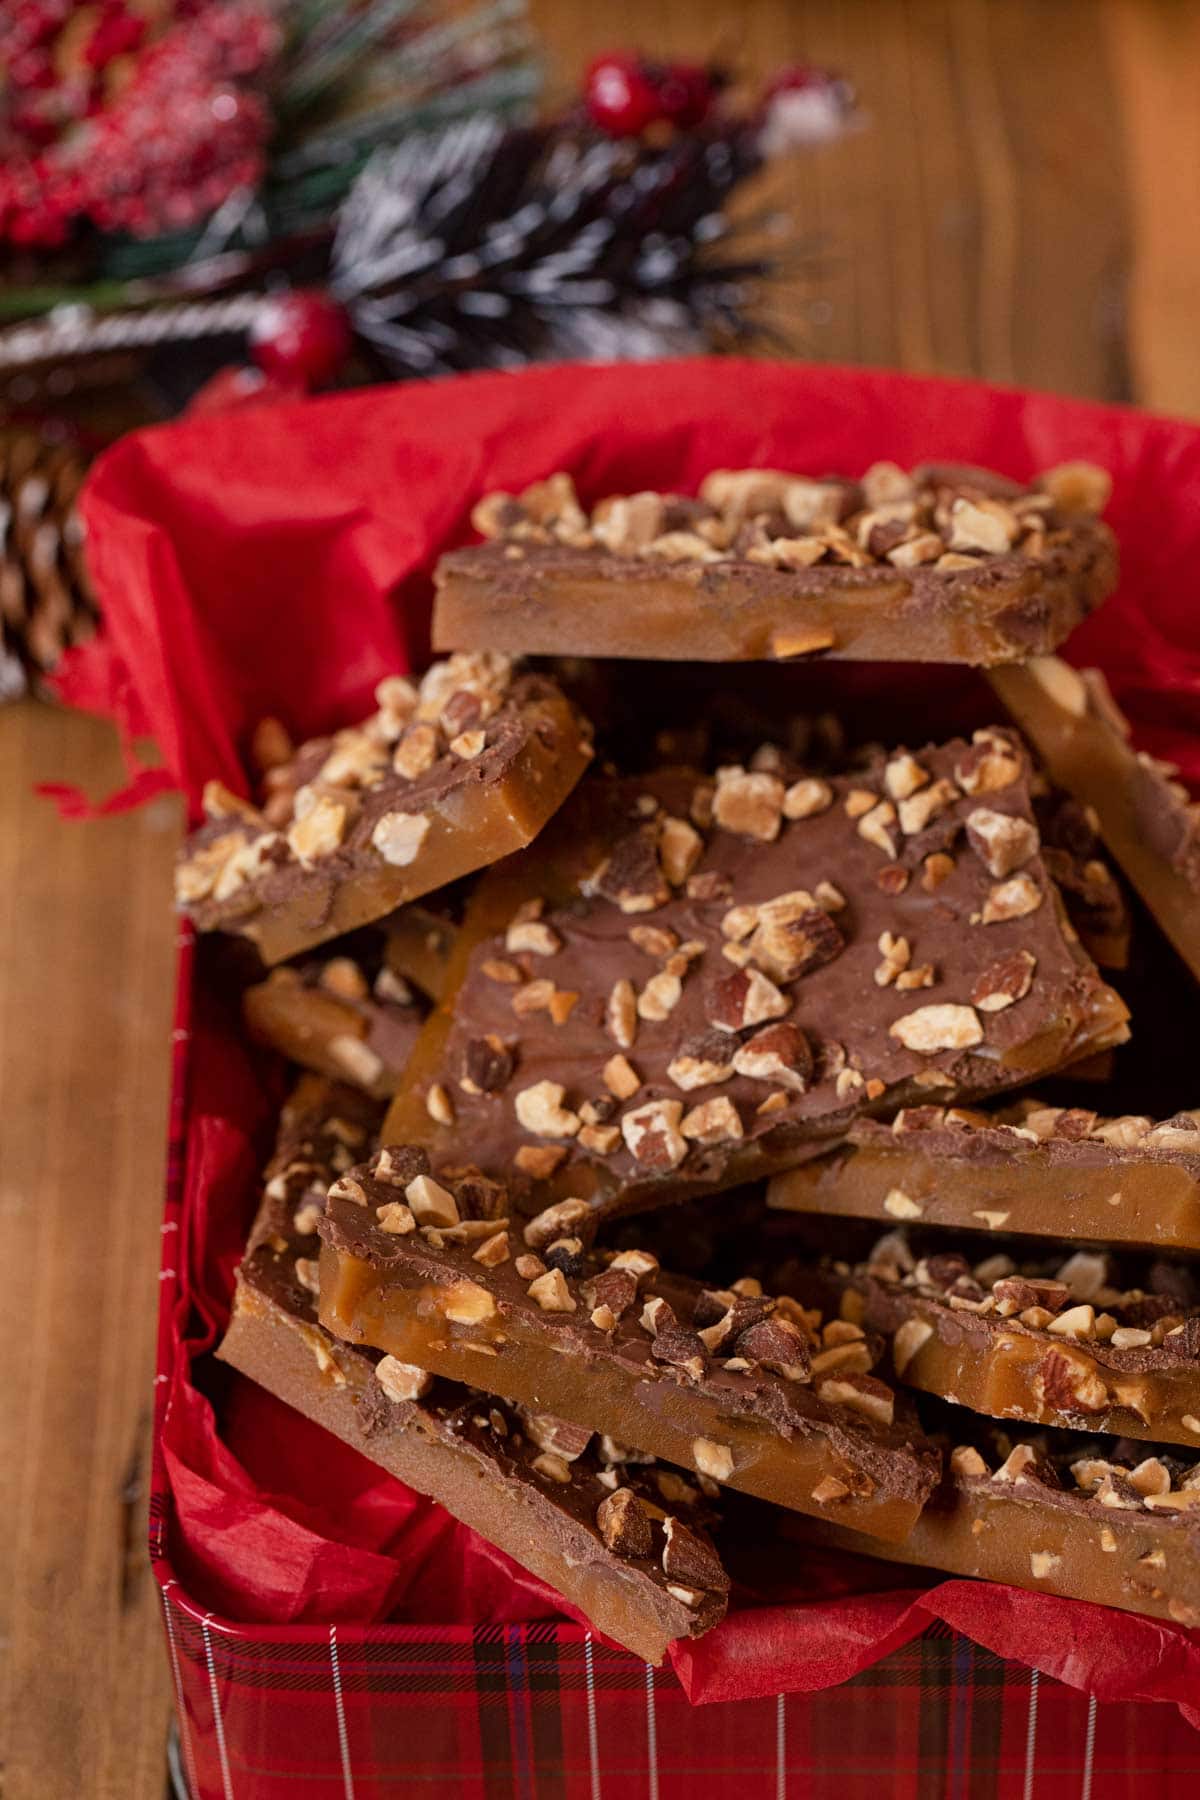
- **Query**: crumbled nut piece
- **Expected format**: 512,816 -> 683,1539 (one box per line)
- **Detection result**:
329,1036 -> 386,1089
948,497 -> 1019,553
515,1081 -> 580,1139
898,778 -> 958,837
1036,1348 -> 1109,1414
328,1175 -> 368,1207
473,1230 -> 510,1267
874,930 -> 911,988
950,1445 -> 989,1479
524,1198 -> 592,1250
737,1316 -> 811,1381
609,1248 -> 660,1281
630,924 -> 679,958
712,768 -> 785,842
463,1036 -> 514,1094
955,731 -> 1022,795
661,1516 -> 726,1590
710,967 -> 790,1033
972,950 -> 1036,1012
980,873 -> 1043,924
393,722 -> 440,781
889,1004 -> 982,1054
292,1200 -> 322,1236
812,1476 -> 850,1505
603,1055 -> 642,1101
288,795 -> 348,864
667,1030 -> 737,1091
892,1316 -> 933,1376
680,1098 -> 744,1144
884,753 -> 929,801
426,1083 -> 454,1126
520,1410 -> 593,1462
692,1439 -> 734,1482
721,902 -> 759,942
441,1280 -> 496,1324
1029,1550 -> 1062,1580
818,1373 -> 895,1427
637,970 -> 684,1021
514,1144 -> 568,1180
1046,1304 -> 1096,1339
748,892 -> 844,982
596,1487 -> 653,1557
621,1099 -> 687,1170
482,958 -> 523,984
514,1254 -> 545,1280
531,1452 -> 573,1484
511,978 -> 554,1019
659,816 -> 704,886
921,852 -> 955,892
506,919 -> 563,958
858,799 -> 898,857
579,1123 -> 621,1154
966,807 -> 1040,878
1040,462 -> 1111,515
376,1201 -> 416,1234
606,978 -> 638,1050
883,1189 -> 923,1221
783,778 -> 834,821
376,1357 -> 433,1403
372,810 -> 431,867
835,1068 -> 865,1100
732,1022 -> 813,1093
527,1268 -> 576,1313
450,728 -> 486,760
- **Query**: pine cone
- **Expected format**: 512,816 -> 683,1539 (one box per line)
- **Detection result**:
0,424 -> 97,695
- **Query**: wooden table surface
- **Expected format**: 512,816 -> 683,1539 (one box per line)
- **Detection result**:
3,3 -> 1198,1796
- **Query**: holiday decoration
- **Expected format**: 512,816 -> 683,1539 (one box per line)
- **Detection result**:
0,53 -> 856,399
0,423 -> 97,696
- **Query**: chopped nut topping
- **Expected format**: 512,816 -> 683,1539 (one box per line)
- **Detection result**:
979,872 -> 1043,923
1028,1550 -> 1062,1580
596,1486 -> 653,1557
527,1268 -> 576,1313
328,1175 -> 368,1207
667,1030 -> 737,1091
523,1197 -> 592,1250
972,950 -> 1036,1012
621,1099 -> 687,1171
473,1230 -> 510,1267
531,1452 -> 573,1484
732,1022 -> 813,1093
884,753 -> 930,801
515,1081 -> 581,1139
812,1476 -> 850,1505
966,807 -> 1040,878
506,919 -> 563,957
514,1144 -> 568,1179
450,729 -> 486,760
897,778 -> 958,837
709,966 -> 790,1033
680,1097 -> 744,1143
857,799 -> 898,857
637,969 -> 684,1021
288,795 -> 347,864
783,777 -> 834,820
630,924 -> 679,958
441,1280 -> 496,1325
376,1357 -> 433,1403
393,722 -> 440,781
747,891 -> 844,982
889,1003 -> 982,1054
372,810 -> 431,867
603,1054 -> 642,1101
921,851 -> 955,891
426,1083 -> 454,1126
606,978 -> 638,1050
659,816 -> 704,886
376,1201 -> 416,1234
883,1189 -> 923,1221
892,1317 -> 933,1376
712,768 -> 785,842
955,730 -> 1022,796
950,1445 -> 989,1479
692,1439 -> 734,1481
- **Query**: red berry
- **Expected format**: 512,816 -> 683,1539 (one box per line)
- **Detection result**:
584,53 -> 663,137
650,60 -> 716,130
248,290 -> 351,389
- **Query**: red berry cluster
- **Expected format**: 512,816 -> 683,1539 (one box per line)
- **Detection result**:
0,1 -> 277,246
583,52 -> 720,138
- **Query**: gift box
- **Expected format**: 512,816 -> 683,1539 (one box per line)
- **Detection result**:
62,360 -> 1200,1797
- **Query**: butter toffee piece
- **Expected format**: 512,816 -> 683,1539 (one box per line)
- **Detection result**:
797,1229 -> 1200,1448
385,730 -> 1128,1223
768,1102 -> 1200,1252
434,463 -> 1117,667
785,1410 -> 1200,1629
217,1077 -> 729,1664
243,950 -> 426,1099
175,653 -> 593,966
316,1146 -> 943,1543
990,655 -> 1200,983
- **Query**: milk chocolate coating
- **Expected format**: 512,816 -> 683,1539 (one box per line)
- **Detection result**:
782,1407 -> 1200,1629
177,665 -> 593,965
385,732 -> 1128,1223
437,464 -> 1116,667
318,1147 -> 942,1540
217,1077 -> 729,1663
786,1230 -> 1200,1447
768,1103 -> 1200,1252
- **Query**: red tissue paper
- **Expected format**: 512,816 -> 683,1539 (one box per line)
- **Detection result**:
57,359 -> 1200,1715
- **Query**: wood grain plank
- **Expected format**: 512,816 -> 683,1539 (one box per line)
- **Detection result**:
0,702 -> 178,1800
1106,0 -> 1200,414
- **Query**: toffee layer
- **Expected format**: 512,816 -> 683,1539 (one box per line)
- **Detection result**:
768,1103 -> 1200,1252
243,952 -> 425,1098
318,1147 -> 942,1542
217,1076 -> 728,1663
785,1414 -> 1200,1629
384,731 -> 1128,1222
176,654 -> 593,965
435,464 -> 1116,666
792,1231 -> 1200,1448
990,656 -> 1200,983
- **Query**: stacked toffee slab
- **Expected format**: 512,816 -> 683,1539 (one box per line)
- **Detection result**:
177,456 -> 1200,1658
